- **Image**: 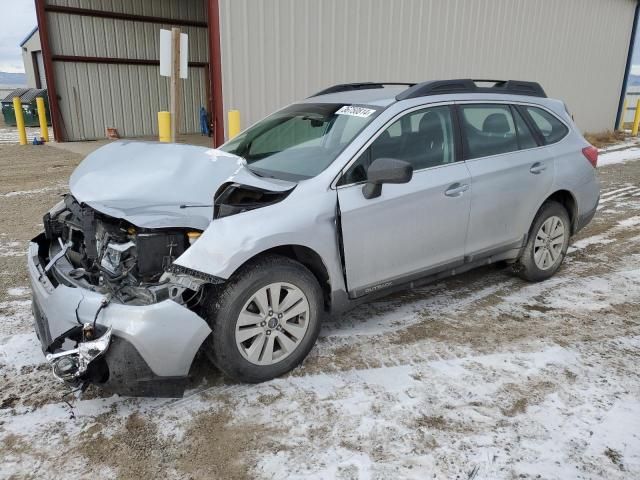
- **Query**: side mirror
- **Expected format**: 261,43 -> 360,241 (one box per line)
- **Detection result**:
362,157 -> 413,199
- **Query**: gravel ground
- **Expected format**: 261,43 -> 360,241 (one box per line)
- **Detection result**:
0,144 -> 82,304
0,142 -> 639,479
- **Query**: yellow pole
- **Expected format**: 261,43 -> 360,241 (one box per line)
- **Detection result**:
36,97 -> 49,142
158,111 -> 171,142
228,110 -> 241,139
632,99 -> 640,136
13,97 -> 27,146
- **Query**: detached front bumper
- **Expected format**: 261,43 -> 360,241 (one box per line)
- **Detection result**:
28,234 -> 212,396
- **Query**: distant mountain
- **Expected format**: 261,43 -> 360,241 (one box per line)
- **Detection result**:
0,72 -> 26,87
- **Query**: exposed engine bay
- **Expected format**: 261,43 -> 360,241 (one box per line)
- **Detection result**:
42,195 -> 207,306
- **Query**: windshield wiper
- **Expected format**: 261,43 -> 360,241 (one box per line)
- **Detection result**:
244,165 -> 266,178
179,204 -> 213,209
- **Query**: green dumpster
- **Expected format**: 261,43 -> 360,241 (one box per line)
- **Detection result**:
1,88 -> 50,127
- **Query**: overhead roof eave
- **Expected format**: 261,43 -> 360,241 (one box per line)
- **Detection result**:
19,26 -> 39,47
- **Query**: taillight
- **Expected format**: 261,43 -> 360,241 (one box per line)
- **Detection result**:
582,145 -> 598,168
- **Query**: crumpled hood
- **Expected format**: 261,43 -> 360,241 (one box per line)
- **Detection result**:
69,141 -> 295,230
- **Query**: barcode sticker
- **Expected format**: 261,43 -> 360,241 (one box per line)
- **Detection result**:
336,106 -> 376,118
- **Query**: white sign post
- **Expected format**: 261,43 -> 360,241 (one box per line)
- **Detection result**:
160,28 -> 188,142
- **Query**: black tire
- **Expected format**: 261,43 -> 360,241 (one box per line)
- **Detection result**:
202,254 -> 323,383
516,201 -> 571,282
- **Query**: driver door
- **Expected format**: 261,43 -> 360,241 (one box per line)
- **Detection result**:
336,105 -> 472,297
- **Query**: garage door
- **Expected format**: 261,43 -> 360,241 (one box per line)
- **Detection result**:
42,0 -> 209,141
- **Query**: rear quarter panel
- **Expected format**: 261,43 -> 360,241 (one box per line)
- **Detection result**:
550,132 -> 600,223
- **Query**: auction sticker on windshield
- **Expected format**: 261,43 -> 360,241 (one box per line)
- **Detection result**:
336,105 -> 377,118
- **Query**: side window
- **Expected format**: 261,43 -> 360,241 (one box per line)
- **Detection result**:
460,104 -> 518,159
525,107 -> 568,144
512,107 -> 538,150
338,106 -> 455,185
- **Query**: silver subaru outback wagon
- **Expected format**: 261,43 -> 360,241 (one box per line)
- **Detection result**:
28,79 -> 600,395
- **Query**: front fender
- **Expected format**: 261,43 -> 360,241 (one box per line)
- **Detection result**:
173,188 -> 345,293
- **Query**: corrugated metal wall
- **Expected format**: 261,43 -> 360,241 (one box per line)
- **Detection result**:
219,0 -> 635,134
45,0 -> 208,141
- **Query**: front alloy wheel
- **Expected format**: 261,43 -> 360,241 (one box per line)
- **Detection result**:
235,282 -> 310,365
203,255 -> 323,383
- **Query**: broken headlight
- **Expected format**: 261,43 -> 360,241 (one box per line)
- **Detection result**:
46,327 -> 113,382
213,183 -> 293,219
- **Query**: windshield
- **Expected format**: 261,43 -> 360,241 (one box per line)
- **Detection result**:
220,103 -> 382,181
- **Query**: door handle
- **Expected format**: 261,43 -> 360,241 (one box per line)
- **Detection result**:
444,183 -> 469,197
530,162 -> 547,174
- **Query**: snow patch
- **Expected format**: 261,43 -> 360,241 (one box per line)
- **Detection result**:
498,268 -> 640,314
599,139 -> 640,153
617,216 -> 640,229
568,234 -> 614,253
1,184 -> 66,197
323,282 -> 509,338
7,287 -> 30,297
599,147 -> 640,167
0,332 -> 45,370
0,240 -> 24,257
601,185 -> 637,197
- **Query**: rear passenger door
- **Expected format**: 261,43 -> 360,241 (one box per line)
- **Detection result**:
459,103 -> 555,259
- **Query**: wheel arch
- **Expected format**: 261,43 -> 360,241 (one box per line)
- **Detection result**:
229,245 -> 332,311
540,189 -> 578,234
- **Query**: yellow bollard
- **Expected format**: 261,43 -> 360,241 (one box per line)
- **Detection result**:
13,97 -> 27,145
632,99 -> 640,136
619,98 -> 628,131
158,111 -> 171,142
36,97 -> 49,142
228,110 -> 241,139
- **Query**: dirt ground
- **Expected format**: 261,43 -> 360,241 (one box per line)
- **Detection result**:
1,142 -> 639,479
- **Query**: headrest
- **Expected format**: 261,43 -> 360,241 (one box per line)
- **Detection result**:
482,113 -> 510,135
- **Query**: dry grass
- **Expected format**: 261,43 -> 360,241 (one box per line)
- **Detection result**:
584,130 -> 628,149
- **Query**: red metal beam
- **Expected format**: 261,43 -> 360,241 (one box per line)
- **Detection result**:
208,0 -> 225,147
51,55 -> 208,68
35,0 -> 64,142
44,5 -> 208,28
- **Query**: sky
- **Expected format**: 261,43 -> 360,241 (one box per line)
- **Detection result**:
0,2 -> 37,73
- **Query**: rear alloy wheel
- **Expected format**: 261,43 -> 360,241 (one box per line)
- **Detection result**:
533,216 -> 566,270
203,255 -> 323,383
517,201 -> 571,282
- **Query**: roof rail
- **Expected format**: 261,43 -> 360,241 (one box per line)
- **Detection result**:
309,82 -> 416,98
395,79 -> 547,100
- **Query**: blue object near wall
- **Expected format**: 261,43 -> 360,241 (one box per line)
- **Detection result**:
200,107 -> 210,136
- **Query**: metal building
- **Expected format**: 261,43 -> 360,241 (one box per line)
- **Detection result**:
36,0 -> 638,143
20,28 -> 46,89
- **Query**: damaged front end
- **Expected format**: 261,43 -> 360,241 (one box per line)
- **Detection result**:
30,195 -> 217,396
43,195 -> 213,306
27,142 -> 299,395
46,325 -> 112,385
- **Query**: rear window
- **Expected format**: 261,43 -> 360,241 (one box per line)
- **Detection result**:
525,107 -> 568,144
513,108 -> 538,149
